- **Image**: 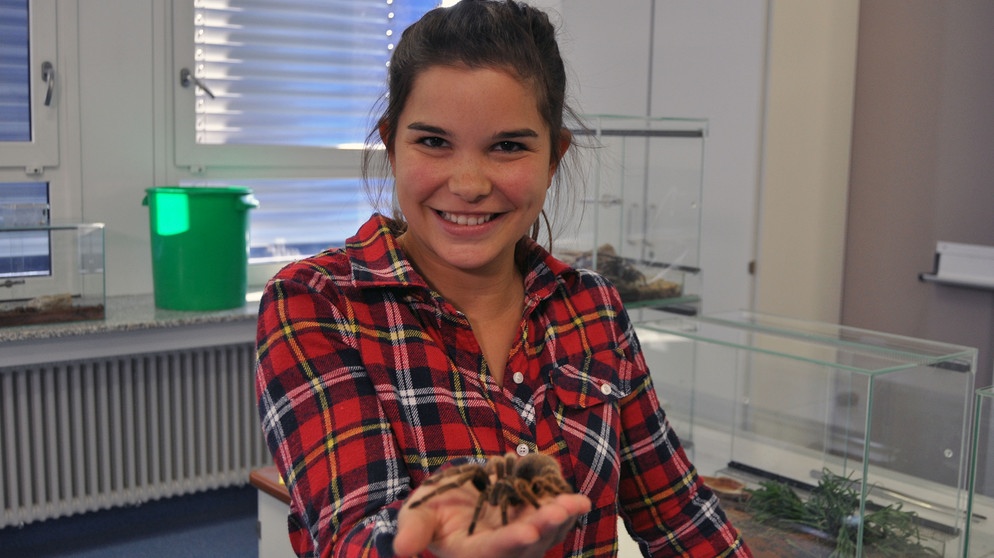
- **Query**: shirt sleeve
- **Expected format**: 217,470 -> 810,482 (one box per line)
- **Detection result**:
613,310 -> 752,557
255,272 -> 409,558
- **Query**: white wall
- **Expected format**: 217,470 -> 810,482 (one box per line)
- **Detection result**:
552,0 -> 769,314
77,0 -> 163,297
755,1 -> 860,322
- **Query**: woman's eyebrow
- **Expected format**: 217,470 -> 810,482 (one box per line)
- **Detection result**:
494,128 -> 539,140
405,122 -> 539,140
407,122 -> 447,135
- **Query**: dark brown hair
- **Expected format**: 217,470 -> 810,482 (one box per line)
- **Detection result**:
361,0 -> 584,244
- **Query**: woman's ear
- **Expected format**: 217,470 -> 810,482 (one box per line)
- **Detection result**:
557,128 -> 573,161
379,122 -> 396,167
549,128 -> 572,180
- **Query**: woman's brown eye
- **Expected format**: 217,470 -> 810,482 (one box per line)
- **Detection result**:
420,137 -> 445,148
495,141 -> 524,152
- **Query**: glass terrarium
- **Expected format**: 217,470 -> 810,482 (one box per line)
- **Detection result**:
0,222 -> 106,327
636,311 -> 978,557
966,386 -> 994,557
553,115 -> 706,316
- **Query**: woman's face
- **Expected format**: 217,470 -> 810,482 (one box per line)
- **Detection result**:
387,65 -> 564,278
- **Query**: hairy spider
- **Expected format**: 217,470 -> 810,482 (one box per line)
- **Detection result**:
407,452 -> 573,534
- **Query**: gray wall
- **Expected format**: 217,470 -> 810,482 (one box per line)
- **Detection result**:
843,0 -> 994,494
844,0 -> 994,389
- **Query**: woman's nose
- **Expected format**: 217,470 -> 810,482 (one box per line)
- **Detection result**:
448,156 -> 492,202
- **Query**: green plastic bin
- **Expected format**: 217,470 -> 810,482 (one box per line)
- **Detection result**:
143,186 -> 259,310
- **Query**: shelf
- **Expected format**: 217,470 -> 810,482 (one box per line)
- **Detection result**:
919,272 -> 994,292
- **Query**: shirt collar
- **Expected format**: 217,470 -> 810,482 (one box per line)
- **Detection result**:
345,214 -> 424,289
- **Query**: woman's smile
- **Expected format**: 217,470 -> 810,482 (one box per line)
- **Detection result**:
437,211 -> 498,227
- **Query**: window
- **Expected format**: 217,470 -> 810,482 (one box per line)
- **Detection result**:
0,182 -> 50,277
0,0 -> 30,142
0,0 -> 58,168
173,0 -> 441,268
184,177 -> 373,262
1,0 -> 57,288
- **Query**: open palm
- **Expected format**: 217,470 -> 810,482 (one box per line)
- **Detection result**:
393,479 -> 591,558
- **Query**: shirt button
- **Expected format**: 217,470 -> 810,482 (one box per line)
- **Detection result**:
515,443 -> 530,456
512,372 -> 524,384
600,383 -> 613,396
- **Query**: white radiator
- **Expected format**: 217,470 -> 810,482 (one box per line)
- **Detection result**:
0,342 -> 270,527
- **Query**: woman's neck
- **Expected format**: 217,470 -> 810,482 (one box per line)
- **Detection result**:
397,234 -> 524,318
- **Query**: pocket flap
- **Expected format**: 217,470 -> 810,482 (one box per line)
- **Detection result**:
551,348 -> 630,408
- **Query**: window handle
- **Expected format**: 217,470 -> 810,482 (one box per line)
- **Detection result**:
42,61 -> 55,106
180,68 -> 216,99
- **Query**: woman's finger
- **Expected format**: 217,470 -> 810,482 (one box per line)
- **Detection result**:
393,504 -> 438,556
524,494 -> 591,537
394,488 -> 591,557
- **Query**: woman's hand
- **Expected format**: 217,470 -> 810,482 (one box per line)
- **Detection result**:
392,474 -> 591,558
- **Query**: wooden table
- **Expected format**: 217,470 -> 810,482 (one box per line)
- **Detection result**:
250,466 -> 295,558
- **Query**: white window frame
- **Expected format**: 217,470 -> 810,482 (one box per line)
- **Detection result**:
0,0 -> 69,302
169,0 -> 417,285
0,0 -> 59,170
169,0 -> 364,174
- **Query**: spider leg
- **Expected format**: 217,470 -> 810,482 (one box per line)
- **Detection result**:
467,489 -> 489,535
488,454 -> 511,481
516,481 -> 541,509
408,470 -> 478,509
408,481 -> 464,508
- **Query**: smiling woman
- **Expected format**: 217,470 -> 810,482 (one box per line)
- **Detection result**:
254,2 -> 752,557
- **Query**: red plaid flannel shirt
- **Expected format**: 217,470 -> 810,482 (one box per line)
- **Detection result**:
256,214 -> 751,557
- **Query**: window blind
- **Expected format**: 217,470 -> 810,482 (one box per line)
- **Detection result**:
0,1 -> 47,278
186,177 -> 373,260
193,0 -> 438,147
0,181 -> 50,277
188,0 -> 439,261
0,0 -> 30,142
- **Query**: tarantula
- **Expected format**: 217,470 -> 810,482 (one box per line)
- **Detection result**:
407,452 -> 573,534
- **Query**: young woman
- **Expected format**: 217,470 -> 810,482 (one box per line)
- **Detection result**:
255,1 -> 752,557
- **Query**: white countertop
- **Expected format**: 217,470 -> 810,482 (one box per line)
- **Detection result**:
0,293 -> 260,344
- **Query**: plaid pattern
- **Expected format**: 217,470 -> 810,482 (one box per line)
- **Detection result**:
256,214 -> 751,558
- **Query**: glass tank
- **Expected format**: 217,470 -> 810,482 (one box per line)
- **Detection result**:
636,310 -> 978,557
0,223 -> 106,327
966,386 -> 994,557
553,115 -> 706,316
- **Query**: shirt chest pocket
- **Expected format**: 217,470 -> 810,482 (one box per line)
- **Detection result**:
548,349 -> 630,509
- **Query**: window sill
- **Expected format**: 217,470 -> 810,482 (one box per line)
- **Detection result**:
1,293 -> 261,368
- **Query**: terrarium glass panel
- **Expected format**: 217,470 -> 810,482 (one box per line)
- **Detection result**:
966,386 -> 994,557
0,223 -> 106,326
554,115 -> 706,315
637,311 -> 978,557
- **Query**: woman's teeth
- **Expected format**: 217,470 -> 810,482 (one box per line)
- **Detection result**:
440,212 -> 494,226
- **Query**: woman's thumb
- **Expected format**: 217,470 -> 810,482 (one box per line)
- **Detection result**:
393,505 -> 436,556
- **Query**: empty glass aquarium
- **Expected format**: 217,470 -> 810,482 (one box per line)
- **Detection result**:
553,115 -> 706,316
0,222 -> 106,327
966,386 -> 994,557
636,310 -> 979,557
